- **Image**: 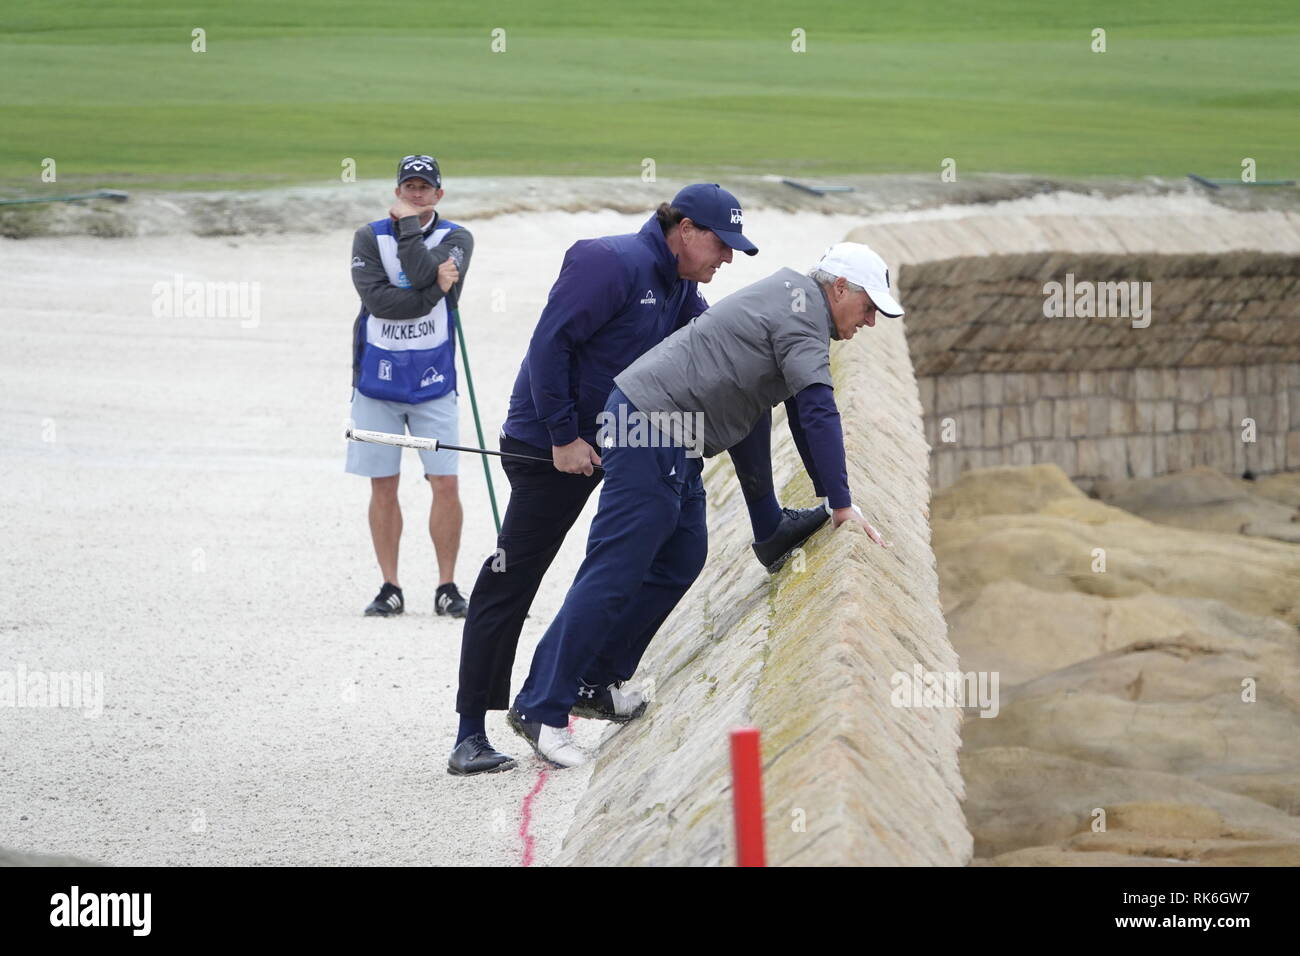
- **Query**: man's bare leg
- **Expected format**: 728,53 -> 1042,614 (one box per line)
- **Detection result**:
369,475 -> 402,586
427,474 -> 462,586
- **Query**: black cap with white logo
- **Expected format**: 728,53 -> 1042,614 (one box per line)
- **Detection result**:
397,154 -> 441,188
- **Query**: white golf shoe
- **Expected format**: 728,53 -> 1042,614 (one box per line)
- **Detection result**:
507,706 -> 589,768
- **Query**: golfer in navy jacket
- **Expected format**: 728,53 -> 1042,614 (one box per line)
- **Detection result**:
449,185 -> 831,775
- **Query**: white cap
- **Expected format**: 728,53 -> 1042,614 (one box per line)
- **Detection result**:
813,242 -> 904,317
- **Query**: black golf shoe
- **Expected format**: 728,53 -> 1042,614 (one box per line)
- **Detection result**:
569,681 -> 648,723
752,506 -> 831,573
446,734 -> 517,776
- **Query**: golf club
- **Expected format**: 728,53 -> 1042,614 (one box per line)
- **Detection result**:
345,426 -> 604,471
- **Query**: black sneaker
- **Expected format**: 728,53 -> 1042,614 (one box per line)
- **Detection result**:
364,583 -> 404,617
435,582 -> 468,618
752,506 -> 831,573
447,734 -> 516,776
569,681 -> 647,723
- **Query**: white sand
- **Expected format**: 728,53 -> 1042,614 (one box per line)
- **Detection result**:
0,206 -> 869,865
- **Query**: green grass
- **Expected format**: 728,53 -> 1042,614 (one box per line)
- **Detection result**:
1,0 -> 1297,189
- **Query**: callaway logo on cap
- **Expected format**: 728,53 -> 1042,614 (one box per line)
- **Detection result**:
670,184 -> 759,256
397,154 -> 441,188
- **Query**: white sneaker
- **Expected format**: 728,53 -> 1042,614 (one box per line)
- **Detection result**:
537,724 -> 588,768
508,706 -> 589,768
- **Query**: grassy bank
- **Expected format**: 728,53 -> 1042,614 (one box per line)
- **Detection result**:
1,1 -> 1297,190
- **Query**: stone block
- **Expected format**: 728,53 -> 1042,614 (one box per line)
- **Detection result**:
981,373 -> 1003,408
1088,397 -> 1110,433
1109,400 -> 1136,435
1069,399 -> 1090,438
959,408 -> 983,448
1001,407 -> 1021,444
1053,401 -> 1070,437
1125,435 -> 1155,479
1058,439 -> 1079,475
936,377 -> 961,416
1076,438 -> 1102,476
1178,368 -> 1207,403
1032,399 -> 1054,438
1154,401 -> 1175,433
1039,372 -> 1068,398
983,407 -> 1001,447
1135,368 -> 1161,400
1248,395 -> 1277,432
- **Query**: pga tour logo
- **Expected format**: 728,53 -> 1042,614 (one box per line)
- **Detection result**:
729,208 -> 743,225
378,359 -> 393,381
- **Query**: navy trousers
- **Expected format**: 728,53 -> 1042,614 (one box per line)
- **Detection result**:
456,434 -> 603,715
513,388 -> 708,727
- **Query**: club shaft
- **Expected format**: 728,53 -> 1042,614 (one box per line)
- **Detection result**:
346,427 -> 602,470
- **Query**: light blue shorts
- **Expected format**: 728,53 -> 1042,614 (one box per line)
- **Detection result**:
346,388 -> 459,477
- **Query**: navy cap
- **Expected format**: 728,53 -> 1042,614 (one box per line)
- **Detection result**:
671,183 -> 758,256
397,154 -> 441,188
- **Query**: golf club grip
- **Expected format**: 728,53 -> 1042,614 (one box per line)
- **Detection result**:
346,426 -> 440,452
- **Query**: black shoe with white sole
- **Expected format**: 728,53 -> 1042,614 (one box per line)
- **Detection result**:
447,734 -> 517,776
435,582 -> 468,618
507,706 -> 588,768
752,506 -> 831,573
569,681 -> 647,723
364,583 -> 404,617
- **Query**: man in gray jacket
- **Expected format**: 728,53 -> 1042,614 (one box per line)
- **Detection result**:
508,242 -> 899,766
347,155 -> 475,620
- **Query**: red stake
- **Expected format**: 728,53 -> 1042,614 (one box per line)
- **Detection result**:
730,727 -> 766,867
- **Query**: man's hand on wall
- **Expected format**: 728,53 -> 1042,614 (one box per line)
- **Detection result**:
833,506 -> 889,548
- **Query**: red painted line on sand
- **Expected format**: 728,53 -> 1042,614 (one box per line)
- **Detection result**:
517,717 -> 579,867
518,769 -> 548,867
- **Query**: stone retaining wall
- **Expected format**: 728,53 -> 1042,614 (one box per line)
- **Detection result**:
557,288 -> 966,866
897,252 -> 1300,488
922,363 -> 1299,488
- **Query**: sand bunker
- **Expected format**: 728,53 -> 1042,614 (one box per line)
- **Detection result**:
937,464 -> 1300,865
